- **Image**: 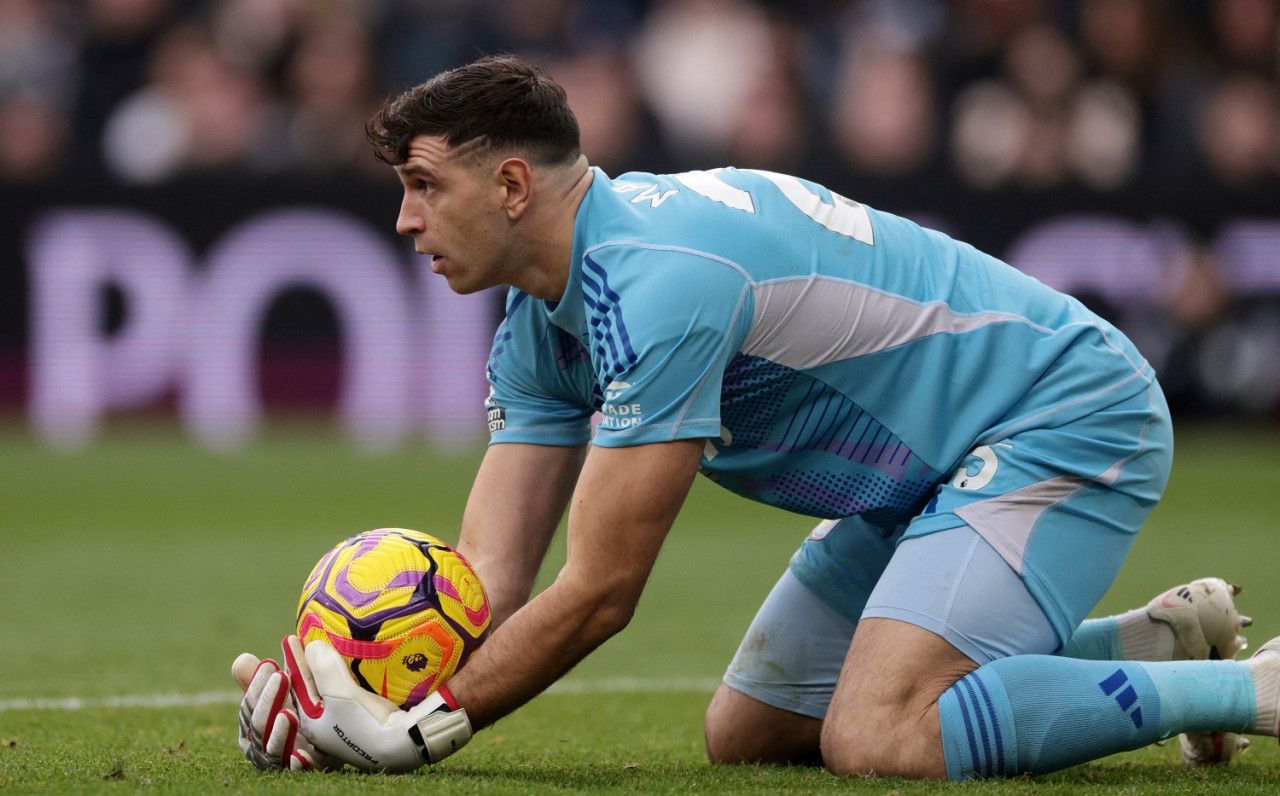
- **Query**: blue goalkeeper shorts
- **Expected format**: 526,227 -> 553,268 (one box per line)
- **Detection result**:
722,381 -> 1172,719
722,526 -> 1059,719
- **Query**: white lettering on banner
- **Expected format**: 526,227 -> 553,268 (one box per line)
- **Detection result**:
25,208 -> 1280,450
185,209 -> 412,452
29,210 -> 191,450
26,207 -> 496,452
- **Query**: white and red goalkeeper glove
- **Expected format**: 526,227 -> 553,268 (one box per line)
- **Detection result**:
232,649 -> 341,771
280,634 -> 473,773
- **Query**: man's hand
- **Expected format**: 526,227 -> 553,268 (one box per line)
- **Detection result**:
232,651 -> 341,771
281,635 -> 473,773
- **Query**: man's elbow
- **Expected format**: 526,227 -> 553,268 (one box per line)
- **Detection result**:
584,595 -> 636,640
559,574 -> 641,644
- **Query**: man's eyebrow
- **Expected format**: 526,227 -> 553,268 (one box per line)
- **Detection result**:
396,164 -> 436,180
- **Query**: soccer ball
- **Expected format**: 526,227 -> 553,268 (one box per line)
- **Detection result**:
295,528 -> 491,709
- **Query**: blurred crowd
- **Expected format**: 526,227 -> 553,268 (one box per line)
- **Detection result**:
1,0 -> 1278,193
3,0 -> 1278,421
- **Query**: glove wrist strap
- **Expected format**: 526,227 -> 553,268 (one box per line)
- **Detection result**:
408,687 -> 472,764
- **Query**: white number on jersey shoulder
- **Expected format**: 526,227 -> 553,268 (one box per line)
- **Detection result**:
674,169 -> 874,245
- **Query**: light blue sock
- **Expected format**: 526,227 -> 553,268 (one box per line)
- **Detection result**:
938,655 -> 1256,779
1057,617 -> 1122,660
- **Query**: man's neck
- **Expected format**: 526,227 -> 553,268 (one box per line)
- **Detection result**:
515,160 -> 593,301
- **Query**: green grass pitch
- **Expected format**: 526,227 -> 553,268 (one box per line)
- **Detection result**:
1,419 -> 1279,793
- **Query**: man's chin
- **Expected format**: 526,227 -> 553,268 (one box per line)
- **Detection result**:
441,273 -> 487,295
430,260 -> 495,294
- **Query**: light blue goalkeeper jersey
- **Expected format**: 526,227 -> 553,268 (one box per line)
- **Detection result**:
485,167 -> 1155,529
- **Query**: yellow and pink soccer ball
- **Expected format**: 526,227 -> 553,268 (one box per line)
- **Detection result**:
296,528 -> 491,709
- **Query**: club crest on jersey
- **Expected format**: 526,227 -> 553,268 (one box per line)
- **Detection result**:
599,380 -> 643,429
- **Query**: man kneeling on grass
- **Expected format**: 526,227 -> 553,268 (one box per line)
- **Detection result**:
233,55 -> 1276,780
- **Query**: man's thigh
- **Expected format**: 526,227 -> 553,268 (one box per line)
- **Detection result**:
821,527 -> 1059,777
706,566 -> 848,764
861,525 -> 1059,664
720,568 -> 860,721
719,524 -> 1056,722
721,515 -> 896,723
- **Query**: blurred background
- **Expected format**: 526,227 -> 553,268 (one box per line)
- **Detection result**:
2,0 -> 1279,451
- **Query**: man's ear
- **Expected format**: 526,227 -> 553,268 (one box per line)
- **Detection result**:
496,157 -> 534,219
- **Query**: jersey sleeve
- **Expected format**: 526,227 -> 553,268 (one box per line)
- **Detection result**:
583,244 -> 752,448
485,290 -> 596,446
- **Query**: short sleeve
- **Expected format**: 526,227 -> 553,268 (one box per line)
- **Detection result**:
582,245 -> 752,447
485,290 -> 596,446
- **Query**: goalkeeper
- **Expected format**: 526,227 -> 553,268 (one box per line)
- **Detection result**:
235,54 -> 1277,780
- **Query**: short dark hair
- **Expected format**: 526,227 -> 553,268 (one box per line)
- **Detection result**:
367,54 -> 581,167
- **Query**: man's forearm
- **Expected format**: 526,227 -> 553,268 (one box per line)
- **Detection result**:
447,439 -> 704,730
457,443 -> 587,629
443,574 -> 632,728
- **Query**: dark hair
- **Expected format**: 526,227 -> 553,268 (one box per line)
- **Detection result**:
367,54 -> 581,167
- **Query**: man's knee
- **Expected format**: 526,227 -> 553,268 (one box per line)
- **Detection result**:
704,684 -> 822,766
820,619 -> 975,779
819,681 -> 953,779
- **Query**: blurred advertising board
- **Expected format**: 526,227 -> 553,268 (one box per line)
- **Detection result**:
2,175 -> 1277,450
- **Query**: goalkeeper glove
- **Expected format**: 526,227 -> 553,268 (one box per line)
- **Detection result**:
281,634 -> 473,773
232,651 -> 341,771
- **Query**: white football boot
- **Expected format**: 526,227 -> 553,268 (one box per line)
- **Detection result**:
1246,637 -> 1280,737
1146,578 -> 1251,662
1145,578 -> 1253,766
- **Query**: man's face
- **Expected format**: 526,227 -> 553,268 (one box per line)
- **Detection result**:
395,134 -> 512,294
